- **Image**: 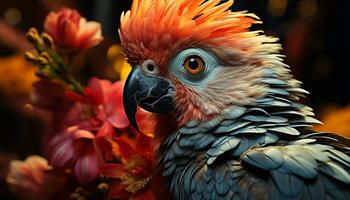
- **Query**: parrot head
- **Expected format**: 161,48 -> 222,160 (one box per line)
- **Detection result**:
121,0 -> 282,130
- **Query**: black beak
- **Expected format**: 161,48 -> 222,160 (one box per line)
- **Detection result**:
123,67 -> 175,131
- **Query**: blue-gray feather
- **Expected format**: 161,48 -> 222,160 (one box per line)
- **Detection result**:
158,64 -> 350,200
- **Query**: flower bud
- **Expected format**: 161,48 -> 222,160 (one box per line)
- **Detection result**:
24,51 -> 37,63
41,33 -> 55,49
44,8 -> 103,52
26,27 -> 41,45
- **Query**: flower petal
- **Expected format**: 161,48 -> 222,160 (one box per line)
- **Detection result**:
43,7 -> 102,51
71,129 -> 95,140
115,137 -> 136,161
96,122 -> 114,138
108,183 -> 126,199
6,155 -> 64,200
74,147 -> 100,184
77,21 -> 103,49
87,78 -> 112,105
99,164 -> 124,178
105,81 -> 130,129
43,12 -> 59,39
94,137 -> 114,161
48,134 -> 75,168
65,90 -> 88,104
26,156 -> 51,183
62,20 -> 78,47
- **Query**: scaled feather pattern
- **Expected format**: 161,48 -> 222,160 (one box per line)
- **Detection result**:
119,0 -> 350,200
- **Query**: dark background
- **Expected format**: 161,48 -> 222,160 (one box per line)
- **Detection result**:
0,0 -> 349,199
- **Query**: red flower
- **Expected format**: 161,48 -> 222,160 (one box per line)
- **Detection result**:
47,78 -> 130,184
44,8 -> 103,51
63,78 -> 130,130
100,133 -> 169,200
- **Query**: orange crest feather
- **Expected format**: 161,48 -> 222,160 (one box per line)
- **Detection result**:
119,0 -> 260,67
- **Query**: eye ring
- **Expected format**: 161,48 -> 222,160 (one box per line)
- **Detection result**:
183,55 -> 205,75
141,60 -> 159,75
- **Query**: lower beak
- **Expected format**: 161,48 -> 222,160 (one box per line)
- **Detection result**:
123,67 -> 175,130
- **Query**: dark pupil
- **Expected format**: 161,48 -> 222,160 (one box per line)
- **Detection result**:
188,58 -> 199,70
147,64 -> 155,72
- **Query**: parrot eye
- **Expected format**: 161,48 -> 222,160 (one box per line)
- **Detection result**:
170,48 -> 217,83
183,55 -> 205,74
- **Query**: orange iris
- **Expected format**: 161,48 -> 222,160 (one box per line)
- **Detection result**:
183,55 -> 205,74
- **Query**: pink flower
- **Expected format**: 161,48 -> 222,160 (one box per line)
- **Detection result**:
47,78 -> 131,184
63,78 -> 130,130
44,7 -> 103,51
6,155 -> 67,200
48,126 -> 105,184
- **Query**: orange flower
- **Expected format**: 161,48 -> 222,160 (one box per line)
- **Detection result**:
6,155 -> 67,200
100,133 -> 169,200
314,105 -> 350,138
44,7 -> 103,52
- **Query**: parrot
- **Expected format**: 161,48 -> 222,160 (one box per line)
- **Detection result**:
120,0 -> 350,199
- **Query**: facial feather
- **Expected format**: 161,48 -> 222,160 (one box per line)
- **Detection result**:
172,56 -> 267,126
120,0 -> 259,67
120,0 -> 286,126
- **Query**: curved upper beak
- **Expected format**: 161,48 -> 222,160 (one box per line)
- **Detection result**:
123,67 -> 175,131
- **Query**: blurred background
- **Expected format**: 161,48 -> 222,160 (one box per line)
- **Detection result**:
0,0 -> 349,199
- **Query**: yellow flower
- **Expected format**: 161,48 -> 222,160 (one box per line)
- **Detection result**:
107,45 -> 131,80
0,54 -> 37,97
